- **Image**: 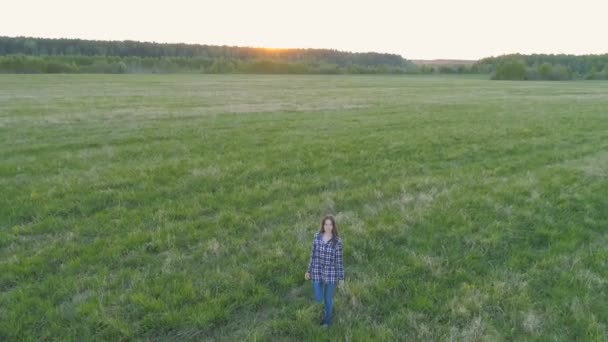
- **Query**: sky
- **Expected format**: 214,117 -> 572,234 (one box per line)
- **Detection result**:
2,0 -> 607,60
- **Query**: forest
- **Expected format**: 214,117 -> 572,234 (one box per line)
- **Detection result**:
1,37 -> 607,79
479,54 -> 608,80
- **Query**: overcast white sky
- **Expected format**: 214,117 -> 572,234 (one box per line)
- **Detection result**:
2,0 -> 607,60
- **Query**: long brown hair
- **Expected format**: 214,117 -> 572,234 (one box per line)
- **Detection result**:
319,215 -> 339,242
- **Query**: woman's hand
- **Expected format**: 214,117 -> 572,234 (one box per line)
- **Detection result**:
338,280 -> 344,289
304,272 -> 310,280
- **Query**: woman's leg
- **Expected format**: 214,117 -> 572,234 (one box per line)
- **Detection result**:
322,282 -> 336,325
312,280 -> 325,323
312,280 -> 323,303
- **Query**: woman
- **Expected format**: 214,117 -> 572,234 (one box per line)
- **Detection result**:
305,215 -> 344,327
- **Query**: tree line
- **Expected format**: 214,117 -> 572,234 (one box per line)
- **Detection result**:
0,54 -> 417,74
0,36 -> 415,74
0,36 -> 485,75
2,36 -> 606,79
478,54 -> 608,80
0,36 -> 407,66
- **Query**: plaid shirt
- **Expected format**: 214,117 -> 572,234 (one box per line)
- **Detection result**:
307,232 -> 344,283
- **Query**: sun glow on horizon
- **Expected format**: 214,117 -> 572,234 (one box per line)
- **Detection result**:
1,0 -> 607,60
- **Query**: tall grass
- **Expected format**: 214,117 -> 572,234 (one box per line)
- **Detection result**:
1,74 -> 607,340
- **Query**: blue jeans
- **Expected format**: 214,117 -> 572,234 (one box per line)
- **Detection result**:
312,280 -> 336,325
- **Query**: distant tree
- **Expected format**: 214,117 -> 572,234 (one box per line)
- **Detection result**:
377,64 -> 390,74
23,39 -> 37,55
551,64 -> 571,80
585,66 -> 598,80
116,61 -> 128,73
418,65 -> 435,74
207,57 -> 235,73
602,66 -> 608,79
538,63 -> 553,80
493,59 -> 526,80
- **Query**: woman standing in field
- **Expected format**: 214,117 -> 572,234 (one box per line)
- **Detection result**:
305,215 -> 344,327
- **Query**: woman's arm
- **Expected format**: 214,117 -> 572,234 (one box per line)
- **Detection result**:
336,239 -> 344,281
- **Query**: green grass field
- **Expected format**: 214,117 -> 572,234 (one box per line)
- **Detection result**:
1,74 -> 607,340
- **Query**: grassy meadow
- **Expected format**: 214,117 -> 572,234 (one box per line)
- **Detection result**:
1,74 -> 607,340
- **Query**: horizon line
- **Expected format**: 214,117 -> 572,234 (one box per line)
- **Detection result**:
4,35 -> 608,61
